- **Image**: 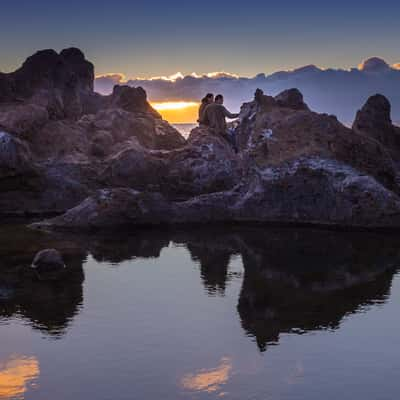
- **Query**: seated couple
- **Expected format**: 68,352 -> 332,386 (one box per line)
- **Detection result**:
198,93 -> 239,151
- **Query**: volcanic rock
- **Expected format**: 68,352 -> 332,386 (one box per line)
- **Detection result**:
3,48 -> 400,230
352,94 -> 400,151
0,48 -> 185,216
274,88 -> 309,110
32,85 -> 400,230
31,249 -> 66,273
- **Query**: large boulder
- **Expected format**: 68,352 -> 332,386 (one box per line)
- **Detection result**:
108,85 -> 159,116
238,90 -> 399,193
274,88 -> 309,110
31,189 -> 173,231
162,127 -> 241,198
101,142 -> 166,190
31,249 -> 66,273
87,107 -> 185,151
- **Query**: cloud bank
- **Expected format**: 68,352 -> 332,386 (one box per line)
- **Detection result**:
95,57 -> 400,124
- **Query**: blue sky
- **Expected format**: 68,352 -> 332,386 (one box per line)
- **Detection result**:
1,0 -> 399,77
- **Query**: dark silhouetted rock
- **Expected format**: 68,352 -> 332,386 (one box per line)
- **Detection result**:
31,249 -> 66,273
352,94 -> 400,150
32,86 -> 400,231
0,48 -> 185,216
109,85 -> 159,116
274,88 -> 310,110
0,48 -> 94,120
3,48 -> 400,230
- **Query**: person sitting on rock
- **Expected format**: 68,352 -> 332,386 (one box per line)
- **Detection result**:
203,94 -> 239,150
198,93 -> 214,126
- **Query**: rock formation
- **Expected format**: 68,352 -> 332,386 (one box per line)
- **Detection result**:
31,248 -> 66,275
2,48 -> 400,229
0,48 -> 185,216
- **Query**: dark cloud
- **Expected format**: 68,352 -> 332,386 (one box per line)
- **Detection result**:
95,58 -> 400,124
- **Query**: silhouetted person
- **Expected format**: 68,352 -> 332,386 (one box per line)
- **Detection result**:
203,94 -> 239,150
198,93 -> 214,126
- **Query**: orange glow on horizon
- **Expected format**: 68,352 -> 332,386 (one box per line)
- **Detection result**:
0,356 -> 40,399
151,101 -> 199,124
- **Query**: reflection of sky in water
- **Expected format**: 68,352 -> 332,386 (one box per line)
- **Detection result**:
181,357 -> 232,395
0,356 -> 39,399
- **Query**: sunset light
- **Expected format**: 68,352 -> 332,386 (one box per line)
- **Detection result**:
0,356 -> 39,399
181,357 -> 232,394
151,101 -> 199,123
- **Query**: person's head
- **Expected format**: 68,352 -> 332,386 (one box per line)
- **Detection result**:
202,93 -> 214,104
215,94 -> 224,105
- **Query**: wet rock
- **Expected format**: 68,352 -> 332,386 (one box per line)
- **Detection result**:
31,189 -> 173,231
31,249 -> 66,273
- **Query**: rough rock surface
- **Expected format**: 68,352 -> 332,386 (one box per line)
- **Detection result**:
0,48 -> 185,216
31,249 -> 66,273
352,94 -> 400,152
2,49 -> 400,229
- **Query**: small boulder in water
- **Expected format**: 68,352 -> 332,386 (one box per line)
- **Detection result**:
31,249 -> 66,274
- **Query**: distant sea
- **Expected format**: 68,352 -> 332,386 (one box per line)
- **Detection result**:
173,123 -> 196,138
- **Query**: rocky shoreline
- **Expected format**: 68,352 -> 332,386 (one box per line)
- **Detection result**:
1,48 -> 400,230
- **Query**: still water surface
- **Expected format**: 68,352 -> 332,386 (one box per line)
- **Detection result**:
1,224 -> 400,399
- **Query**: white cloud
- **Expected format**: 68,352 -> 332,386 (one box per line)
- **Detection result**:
94,57 -> 400,124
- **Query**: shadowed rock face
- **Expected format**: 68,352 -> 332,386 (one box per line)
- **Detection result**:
0,48 -> 94,120
353,94 -> 400,151
0,48 -> 186,216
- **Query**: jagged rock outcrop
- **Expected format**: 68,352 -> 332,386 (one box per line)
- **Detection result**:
2,48 -> 400,229
0,48 -> 186,216
32,85 -> 400,230
274,88 -> 309,110
352,94 -> 400,152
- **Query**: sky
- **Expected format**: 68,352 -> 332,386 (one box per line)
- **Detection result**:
0,0 -> 399,78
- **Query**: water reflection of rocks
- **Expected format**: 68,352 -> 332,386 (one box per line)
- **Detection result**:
1,224 -> 399,349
